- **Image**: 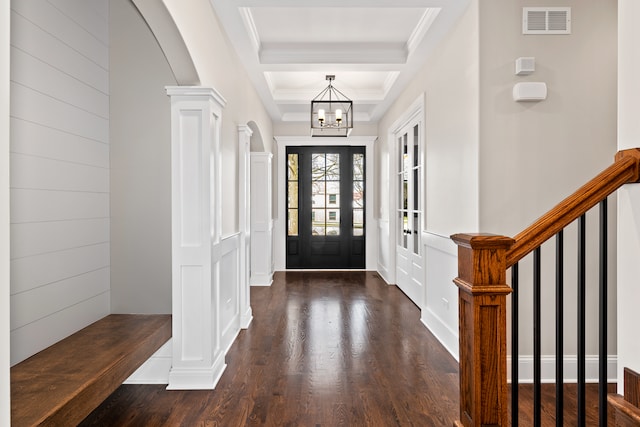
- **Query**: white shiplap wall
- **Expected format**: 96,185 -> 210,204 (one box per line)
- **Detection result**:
9,0 -> 110,365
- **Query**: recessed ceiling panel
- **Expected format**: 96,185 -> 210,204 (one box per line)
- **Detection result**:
250,7 -> 426,44
264,71 -> 399,101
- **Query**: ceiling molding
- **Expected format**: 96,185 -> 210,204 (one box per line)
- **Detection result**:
406,8 -> 441,57
238,7 -> 261,53
259,43 -> 408,65
272,89 -> 388,102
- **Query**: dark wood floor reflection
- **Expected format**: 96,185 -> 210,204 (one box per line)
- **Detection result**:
80,271 -> 460,426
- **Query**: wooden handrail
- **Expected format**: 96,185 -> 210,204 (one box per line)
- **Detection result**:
506,148 -> 640,267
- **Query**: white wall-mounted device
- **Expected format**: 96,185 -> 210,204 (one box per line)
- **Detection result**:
515,57 -> 535,75
513,82 -> 547,102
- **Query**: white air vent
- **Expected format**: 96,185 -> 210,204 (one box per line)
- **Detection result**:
523,7 -> 571,35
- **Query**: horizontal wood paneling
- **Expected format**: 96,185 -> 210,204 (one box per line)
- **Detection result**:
11,218 -> 109,259
11,242 -> 109,294
11,118 -> 109,168
11,267 -> 109,329
10,11 -> 108,93
10,292 -> 110,365
11,47 -> 108,117
11,153 -> 109,193
49,0 -> 109,45
10,82 -> 108,143
10,0 -> 110,364
11,189 -> 109,223
11,0 -> 108,69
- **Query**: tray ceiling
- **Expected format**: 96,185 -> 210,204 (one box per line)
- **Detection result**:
209,0 -> 469,126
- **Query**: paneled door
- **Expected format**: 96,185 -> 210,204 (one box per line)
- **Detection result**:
286,146 -> 365,269
395,122 -> 423,306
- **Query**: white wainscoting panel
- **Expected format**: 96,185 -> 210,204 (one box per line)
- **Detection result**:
421,232 -> 459,360
214,233 -> 242,355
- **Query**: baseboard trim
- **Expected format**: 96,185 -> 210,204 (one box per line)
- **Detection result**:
421,308 -> 459,361
124,339 -> 172,385
167,354 -> 227,390
376,264 -> 393,285
507,355 -> 618,383
240,307 -> 253,329
250,272 -> 273,286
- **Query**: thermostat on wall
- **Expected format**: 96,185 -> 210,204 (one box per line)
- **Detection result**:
515,57 -> 535,75
513,82 -> 547,102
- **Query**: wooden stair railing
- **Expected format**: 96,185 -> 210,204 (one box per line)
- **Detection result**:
451,148 -> 640,427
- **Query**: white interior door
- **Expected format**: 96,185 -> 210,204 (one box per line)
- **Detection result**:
395,122 -> 423,306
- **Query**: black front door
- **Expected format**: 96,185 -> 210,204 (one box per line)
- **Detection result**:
286,146 -> 365,269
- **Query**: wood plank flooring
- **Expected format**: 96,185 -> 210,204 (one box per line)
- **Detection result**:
80,271 -> 616,426
80,271 -> 460,426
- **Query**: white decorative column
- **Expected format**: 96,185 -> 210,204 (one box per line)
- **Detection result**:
250,152 -> 274,286
237,125 -> 253,327
166,86 -> 226,389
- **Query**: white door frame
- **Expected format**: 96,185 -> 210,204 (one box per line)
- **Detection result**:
389,94 -> 425,306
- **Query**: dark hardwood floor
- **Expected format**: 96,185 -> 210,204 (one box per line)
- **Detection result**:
80,271 -> 460,426
80,271 -> 616,426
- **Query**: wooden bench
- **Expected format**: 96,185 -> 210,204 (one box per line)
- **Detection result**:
11,314 -> 171,426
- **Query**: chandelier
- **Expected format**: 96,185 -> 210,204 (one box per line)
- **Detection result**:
311,75 -> 353,137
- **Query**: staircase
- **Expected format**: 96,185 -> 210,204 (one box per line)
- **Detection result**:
452,148 -> 640,426
609,368 -> 640,426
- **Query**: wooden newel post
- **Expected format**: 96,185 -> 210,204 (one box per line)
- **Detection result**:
451,233 -> 515,427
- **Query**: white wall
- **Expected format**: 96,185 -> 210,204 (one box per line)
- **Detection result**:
478,0 -> 617,235
376,0 -> 480,358
617,0 -> 640,393
1,0 -> 10,421
478,0 -> 617,368
162,0 -> 274,235
109,0 -> 176,313
9,0 -> 110,365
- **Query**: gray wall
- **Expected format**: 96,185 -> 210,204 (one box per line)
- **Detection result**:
376,0 -> 617,371
10,0 -> 110,364
478,0 -> 617,359
109,0 -> 176,313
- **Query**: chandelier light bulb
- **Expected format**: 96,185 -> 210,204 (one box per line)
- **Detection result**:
318,109 -> 325,124
335,109 -> 342,123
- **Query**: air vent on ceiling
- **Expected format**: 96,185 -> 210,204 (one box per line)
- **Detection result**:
523,7 -> 571,35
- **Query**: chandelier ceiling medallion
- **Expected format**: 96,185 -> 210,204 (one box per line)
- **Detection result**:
311,75 -> 353,137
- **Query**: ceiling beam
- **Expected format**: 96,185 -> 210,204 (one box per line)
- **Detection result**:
260,43 -> 408,65
234,0 -> 450,7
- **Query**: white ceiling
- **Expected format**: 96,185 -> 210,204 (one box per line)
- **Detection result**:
209,0 -> 469,126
